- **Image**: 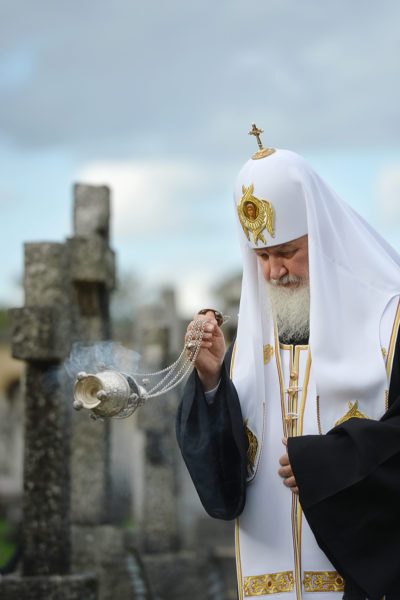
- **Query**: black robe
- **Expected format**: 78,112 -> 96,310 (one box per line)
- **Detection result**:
176,331 -> 400,599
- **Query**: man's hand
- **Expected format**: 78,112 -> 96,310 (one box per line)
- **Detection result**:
278,437 -> 299,494
185,310 -> 226,391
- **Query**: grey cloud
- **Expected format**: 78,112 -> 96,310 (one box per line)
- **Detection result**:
1,0 -> 400,157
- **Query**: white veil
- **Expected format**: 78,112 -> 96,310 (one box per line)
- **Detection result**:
232,150 -> 400,478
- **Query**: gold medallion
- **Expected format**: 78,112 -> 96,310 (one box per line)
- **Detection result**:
237,184 -> 275,245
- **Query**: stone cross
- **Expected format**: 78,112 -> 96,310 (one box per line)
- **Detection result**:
68,184 -> 115,526
0,242 -> 97,599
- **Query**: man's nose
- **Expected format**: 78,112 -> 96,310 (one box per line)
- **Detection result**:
269,257 -> 287,280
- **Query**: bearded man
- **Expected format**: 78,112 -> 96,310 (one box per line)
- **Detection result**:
176,133 -> 400,600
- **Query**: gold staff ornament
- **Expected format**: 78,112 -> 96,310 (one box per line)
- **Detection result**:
248,123 -> 276,160
237,184 -> 275,245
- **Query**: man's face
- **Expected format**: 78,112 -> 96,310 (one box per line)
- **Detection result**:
254,234 -> 309,287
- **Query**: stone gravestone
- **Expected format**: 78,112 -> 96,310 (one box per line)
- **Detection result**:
67,184 -> 151,600
133,292 -> 225,600
0,242 -> 97,600
0,181 -> 236,600
0,184 -> 152,600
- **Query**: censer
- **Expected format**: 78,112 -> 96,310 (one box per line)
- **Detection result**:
70,317 -> 215,420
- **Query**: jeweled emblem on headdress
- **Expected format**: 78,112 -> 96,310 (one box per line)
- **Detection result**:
237,184 -> 275,245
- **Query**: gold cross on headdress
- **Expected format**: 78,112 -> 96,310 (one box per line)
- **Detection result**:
249,123 -> 264,151
248,123 -> 276,160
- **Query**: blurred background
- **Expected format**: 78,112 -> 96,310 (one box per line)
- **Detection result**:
1,0 -> 400,314
1,1 -> 400,597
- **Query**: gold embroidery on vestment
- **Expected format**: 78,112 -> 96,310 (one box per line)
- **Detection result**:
263,344 -> 274,364
243,571 -> 295,596
334,400 -> 370,427
244,419 -> 258,477
275,339 -> 311,599
235,520 -> 244,600
386,299 -> 400,380
303,571 -> 345,592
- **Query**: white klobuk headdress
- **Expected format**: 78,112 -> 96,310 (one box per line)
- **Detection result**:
233,133 -> 400,481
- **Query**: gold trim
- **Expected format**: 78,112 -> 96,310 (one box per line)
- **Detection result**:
276,339 -> 311,599
263,344 -> 274,364
386,299 -> 400,380
230,341 -> 237,379
334,400 -> 370,427
235,519 -> 244,600
292,345 -> 304,600
296,346 -> 311,599
316,395 -> 323,436
303,571 -> 344,592
243,571 -> 295,596
274,328 -> 288,437
298,350 -> 312,438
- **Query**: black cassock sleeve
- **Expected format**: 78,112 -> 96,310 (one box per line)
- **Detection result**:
288,330 -> 400,600
176,344 -> 247,520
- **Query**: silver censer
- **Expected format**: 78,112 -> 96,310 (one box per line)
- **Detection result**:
71,318 -> 211,419
73,370 -> 147,420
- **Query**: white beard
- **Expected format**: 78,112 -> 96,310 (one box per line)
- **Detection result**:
266,276 -> 310,343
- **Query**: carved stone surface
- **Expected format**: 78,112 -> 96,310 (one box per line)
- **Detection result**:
67,237 -> 115,289
0,237 -> 86,599
10,307 -> 69,361
70,413 -> 111,526
22,363 -> 71,575
68,184 -> 115,527
71,525 -> 150,600
73,184 -> 110,241
138,394 -> 180,553
23,242 -> 69,307
0,573 -> 97,600
142,552 -> 210,600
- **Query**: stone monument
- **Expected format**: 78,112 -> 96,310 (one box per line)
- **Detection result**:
0,184 -> 151,600
0,242 -> 97,599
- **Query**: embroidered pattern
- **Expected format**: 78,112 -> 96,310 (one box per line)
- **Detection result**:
334,400 -> 370,427
263,344 -> 274,364
243,571 -> 294,596
243,419 -> 258,477
303,571 -> 345,592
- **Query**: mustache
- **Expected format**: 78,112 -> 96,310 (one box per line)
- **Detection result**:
269,274 -> 308,287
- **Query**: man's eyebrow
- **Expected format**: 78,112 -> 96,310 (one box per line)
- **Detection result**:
255,243 -> 296,254
279,244 -> 296,251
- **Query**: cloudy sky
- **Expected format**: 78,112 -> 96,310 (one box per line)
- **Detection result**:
1,0 -> 400,315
